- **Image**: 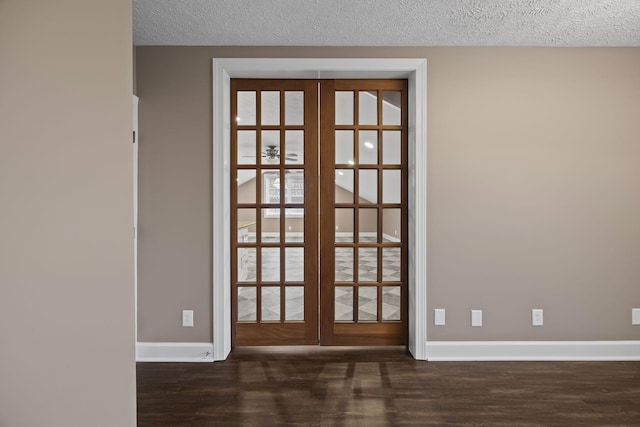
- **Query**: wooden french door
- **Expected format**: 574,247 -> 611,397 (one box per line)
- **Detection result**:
231,79 -> 407,346
231,80 -> 319,345
319,80 -> 408,345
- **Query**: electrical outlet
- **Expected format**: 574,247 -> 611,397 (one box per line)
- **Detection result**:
632,308 -> 640,325
532,309 -> 543,326
471,310 -> 482,327
434,309 -> 445,326
182,310 -> 194,327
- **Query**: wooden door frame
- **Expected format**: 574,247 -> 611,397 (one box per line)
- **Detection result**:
213,58 -> 427,361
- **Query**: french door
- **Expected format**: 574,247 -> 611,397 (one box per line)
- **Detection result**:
231,79 -> 407,346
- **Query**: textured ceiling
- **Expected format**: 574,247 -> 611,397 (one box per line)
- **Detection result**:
133,0 -> 640,46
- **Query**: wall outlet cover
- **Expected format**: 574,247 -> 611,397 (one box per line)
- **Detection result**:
471,309 -> 482,327
182,310 -> 194,327
632,308 -> 640,325
434,309 -> 446,326
532,309 -> 544,326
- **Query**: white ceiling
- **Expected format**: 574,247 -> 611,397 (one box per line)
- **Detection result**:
133,0 -> 640,47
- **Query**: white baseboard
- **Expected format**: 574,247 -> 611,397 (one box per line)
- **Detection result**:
382,232 -> 401,242
426,340 -> 640,361
136,342 -> 214,362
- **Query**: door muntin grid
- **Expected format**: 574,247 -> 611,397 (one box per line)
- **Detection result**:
332,86 -> 406,325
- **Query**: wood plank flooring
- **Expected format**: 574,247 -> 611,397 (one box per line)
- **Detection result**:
137,346 -> 640,426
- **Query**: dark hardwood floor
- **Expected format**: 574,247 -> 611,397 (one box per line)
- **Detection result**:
137,346 -> 640,426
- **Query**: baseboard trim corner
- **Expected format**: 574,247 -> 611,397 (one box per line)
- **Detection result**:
425,340 -> 640,361
136,342 -> 214,362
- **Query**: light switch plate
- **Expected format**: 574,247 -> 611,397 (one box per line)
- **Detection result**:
182,310 -> 194,327
471,310 -> 482,327
632,308 -> 640,325
434,309 -> 445,326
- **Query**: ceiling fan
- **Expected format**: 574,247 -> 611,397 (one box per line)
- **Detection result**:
242,145 -> 298,162
263,145 -> 298,162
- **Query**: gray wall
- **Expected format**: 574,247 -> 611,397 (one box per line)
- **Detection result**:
0,1 -> 136,426
136,46 -> 640,343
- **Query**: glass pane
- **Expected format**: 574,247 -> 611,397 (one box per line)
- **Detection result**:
237,209 -> 256,243
261,91 -> 280,125
285,170 -> 304,204
358,248 -> 377,282
261,131 -> 281,165
285,91 -> 304,125
285,208 -> 304,242
334,287 -> 353,321
382,286 -> 401,321
383,170 -> 401,204
358,286 -> 377,321
358,130 -> 378,165
262,171 -> 280,204
335,91 -> 354,125
335,169 -> 354,203
383,248 -> 401,282
261,248 -> 280,282
359,91 -> 377,125
237,287 -> 256,321
261,208 -> 279,243
335,131 -> 354,165
359,170 -> 377,204
382,91 -> 401,125
382,208 -> 401,242
261,287 -> 280,321
237,247 -> 256,282
285,130 -> 303,165
335,208 -> 353,242
237,131 -> 256,165
382,131 -> 401,165
285,248 -> 304,282
335,247 -> 353,282
237,170 -> 256,204
237,91 -> 256,126
285,287 -> 304,321
358,208 -> 377,243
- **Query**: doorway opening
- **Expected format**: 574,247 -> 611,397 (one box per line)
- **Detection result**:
213,58 -> 427,360
232,79 -> 407,346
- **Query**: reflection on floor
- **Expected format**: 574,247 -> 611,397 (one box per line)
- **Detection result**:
237,234 -> 401,322
137,347 -> 640,426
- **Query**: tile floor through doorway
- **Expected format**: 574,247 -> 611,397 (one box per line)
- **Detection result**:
237,235 -> 401,323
